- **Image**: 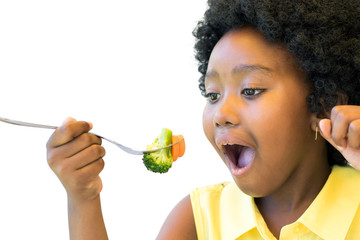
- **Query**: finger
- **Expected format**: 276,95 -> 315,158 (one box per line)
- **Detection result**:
62,118 -> 93,130
348,119 -> 360,149
46,117 -> 76,149
48,133 -> 102,161
319,118 -> 331,139
68,144 -> 106,170
330,107 -> 350,147
62,117 -> 77,125
330,106 -> 360,147
47,120 -> 92,148
76,158 -> 105,183
319,119 -> 345,152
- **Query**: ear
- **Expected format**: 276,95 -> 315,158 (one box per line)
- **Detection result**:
310,113 -> 320,132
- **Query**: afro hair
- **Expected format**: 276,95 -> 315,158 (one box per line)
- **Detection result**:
193,0 -> 360,166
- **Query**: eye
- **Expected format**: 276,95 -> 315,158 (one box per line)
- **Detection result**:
241,88 -> 264,98
205,92 -> 221,103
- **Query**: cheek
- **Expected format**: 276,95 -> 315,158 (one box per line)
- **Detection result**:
203,105 -> 226,161
202,105 -> 214,142
253,95 -> 311,158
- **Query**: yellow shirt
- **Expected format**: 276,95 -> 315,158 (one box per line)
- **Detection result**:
190,166 -> 360,240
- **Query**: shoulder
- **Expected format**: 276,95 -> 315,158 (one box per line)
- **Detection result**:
332,165 -> 360,184
191,182 -> 232,194
190,181 -> 242,205
191,182 -> 253,239
156,182 -> 234,240
156,194 -> 197,240
323,165 -> 360,202
190,182 -> 233,209
156,182 -> 247,240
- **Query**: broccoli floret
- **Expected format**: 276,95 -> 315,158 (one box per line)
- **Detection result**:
142,128 -> 173,173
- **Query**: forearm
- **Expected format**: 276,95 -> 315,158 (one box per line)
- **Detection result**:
68,195 -> 108,240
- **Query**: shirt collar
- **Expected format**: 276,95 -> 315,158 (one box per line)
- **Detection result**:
298,165 -> 360,240
220,166 -> 360,240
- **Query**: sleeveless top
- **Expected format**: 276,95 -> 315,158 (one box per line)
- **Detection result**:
190,166 -> 360,240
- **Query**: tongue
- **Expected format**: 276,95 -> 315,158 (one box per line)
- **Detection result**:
237,147 -> 255,168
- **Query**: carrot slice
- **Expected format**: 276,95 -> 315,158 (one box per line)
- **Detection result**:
177,135 -> 185,157
171,135 -> 185,161
171,135 -> 180,161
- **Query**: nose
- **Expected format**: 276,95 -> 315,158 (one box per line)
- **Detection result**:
213,95 -> 241,128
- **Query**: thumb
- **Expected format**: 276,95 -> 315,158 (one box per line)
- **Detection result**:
61,117 -> 93,130
319,119 -> 345,152
62,117 -> 77,126
47,117 -> 92,148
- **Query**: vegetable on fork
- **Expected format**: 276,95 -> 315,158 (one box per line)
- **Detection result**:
142,128 -> 185,173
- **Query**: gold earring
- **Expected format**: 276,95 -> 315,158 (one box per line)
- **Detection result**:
315,125 -> 318,141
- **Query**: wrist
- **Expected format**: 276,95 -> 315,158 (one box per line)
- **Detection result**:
67,194 -> 108,240
67,193 -> 101,210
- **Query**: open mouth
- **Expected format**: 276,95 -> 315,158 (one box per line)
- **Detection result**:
222,144 -> 255,169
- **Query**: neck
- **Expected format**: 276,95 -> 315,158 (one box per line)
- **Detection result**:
255,140 -> 331,239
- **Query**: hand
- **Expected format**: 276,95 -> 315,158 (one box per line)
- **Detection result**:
319,105 -> 360,170
46,117 -> 106,203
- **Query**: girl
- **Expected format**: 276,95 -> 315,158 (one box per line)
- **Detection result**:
47,0 -> 360,239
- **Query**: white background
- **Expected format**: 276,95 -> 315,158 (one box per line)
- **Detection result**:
0,1 -> 232,239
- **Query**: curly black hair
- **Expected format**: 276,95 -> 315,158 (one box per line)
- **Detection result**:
193,0 -> 360,166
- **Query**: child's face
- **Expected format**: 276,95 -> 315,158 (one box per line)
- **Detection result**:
203,28 -> 319,197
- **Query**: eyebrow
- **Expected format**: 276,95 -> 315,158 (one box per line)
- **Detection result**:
232,64 -> 272,74
205,64 -> 273,79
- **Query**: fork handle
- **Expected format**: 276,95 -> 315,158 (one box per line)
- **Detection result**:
0,116 -> 144,154
0,117 -> 57,129
0,116 -> 182,155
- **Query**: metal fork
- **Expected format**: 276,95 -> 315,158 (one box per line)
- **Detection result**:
0,116 -> 183,155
